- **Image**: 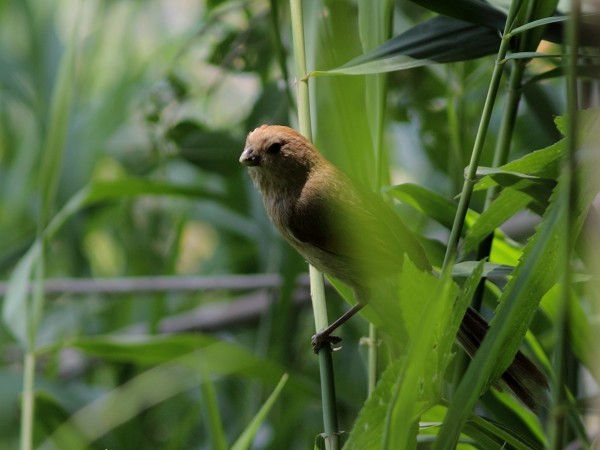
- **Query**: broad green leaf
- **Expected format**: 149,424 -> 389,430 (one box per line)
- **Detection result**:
344,260 -> 468,449
474,167 -> 555,213
555,107 -> 600,136
474,140 -> 564,191
343,358 -> 405,450
385,263 -> 465,448
409,0 -> 507,29
464,416 -> 542,449
483,390 -> 548,449
310,16 -> 500,78
462,189 -> 532,254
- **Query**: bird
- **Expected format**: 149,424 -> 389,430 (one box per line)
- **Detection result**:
239,124 -> 547,409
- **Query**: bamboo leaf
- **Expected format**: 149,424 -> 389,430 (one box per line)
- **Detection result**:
507,15 -> 569,37
503,51 -> 563,61
452,261 -> 514,278
474,140 -> 564,191
409,0 -> 507,29
309,16 -> 501,77
462,189 -> 531,254
464,416 -> 543,450
344,260 -> 464,449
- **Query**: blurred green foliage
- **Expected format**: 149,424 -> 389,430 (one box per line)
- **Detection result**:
0,0 -> 598,449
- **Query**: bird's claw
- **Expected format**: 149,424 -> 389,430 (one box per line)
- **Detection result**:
311,332 -> 342,353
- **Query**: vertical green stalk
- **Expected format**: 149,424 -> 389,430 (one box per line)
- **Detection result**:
451,59 -> 527,394
20,353 -> 36,450
434,1 -> 523,448
290,0 -> 339,446
289,0 -> 312,138
471,59 -> 526,308
441,0 -> 523,273
549,0 -> 580,447
358,0 -> 392,396
367,324 -> 377,395
446,64 -> 464,192
19,5 -> 79,449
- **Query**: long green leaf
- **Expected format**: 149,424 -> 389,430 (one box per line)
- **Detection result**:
231,374 -> 289,450
310,16 -> 500,77
474,140 -> 564,191
435,123 -> 600,447
200,373 -> 228,450
462,189 -> 531,254
409,0 -> 507,29
39,341 -> 287,450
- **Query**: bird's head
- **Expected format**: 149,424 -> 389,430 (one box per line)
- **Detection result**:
240,125 -> 322,189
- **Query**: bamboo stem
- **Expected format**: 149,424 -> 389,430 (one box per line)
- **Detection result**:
441,27 -> 515,271
549,0 -> 580,447
290,0 -> 340,445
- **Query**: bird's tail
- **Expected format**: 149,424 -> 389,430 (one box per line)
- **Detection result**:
457,307 -> 548,410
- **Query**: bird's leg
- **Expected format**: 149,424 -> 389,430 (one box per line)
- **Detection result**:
311,302 -> 366,353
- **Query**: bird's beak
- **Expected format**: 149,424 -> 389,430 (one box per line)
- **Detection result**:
239,146 -> 260,166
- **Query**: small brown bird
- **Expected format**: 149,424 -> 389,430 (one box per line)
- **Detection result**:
240,124 -> 547,409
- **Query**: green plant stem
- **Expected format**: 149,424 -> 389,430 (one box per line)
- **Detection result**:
440,0 -> 522,272
452,58 -> 527,399
549,0 -> 580,447
434,1 -> 523,447
472,59 -> 527,309
290,0 -> 312,138
290,0 -> 339,445
367,324 -> 377,395
20,352 -> 35,450
311,267 -> 340,441
446,63 -> 466,192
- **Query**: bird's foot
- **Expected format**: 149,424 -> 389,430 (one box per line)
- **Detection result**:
311,332 -> 342,353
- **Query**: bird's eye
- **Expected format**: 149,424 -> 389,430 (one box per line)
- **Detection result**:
267,142 -> 282,154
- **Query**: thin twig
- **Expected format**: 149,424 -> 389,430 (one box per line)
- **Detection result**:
0,274 -> 309,296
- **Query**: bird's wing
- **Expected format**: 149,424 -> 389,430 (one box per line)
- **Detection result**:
288,169 -> 430,276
